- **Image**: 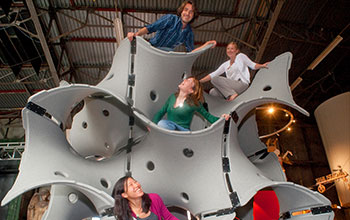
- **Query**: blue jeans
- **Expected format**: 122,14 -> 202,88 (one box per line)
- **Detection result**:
157,120 -> 190,131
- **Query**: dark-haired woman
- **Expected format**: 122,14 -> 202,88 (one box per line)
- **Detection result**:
112,176 -> 178,220
153,77 -> 230,131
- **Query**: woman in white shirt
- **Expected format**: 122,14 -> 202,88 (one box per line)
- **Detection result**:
200,42 -> 269,101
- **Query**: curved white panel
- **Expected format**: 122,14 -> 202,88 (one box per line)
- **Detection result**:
1,38 -> 333,220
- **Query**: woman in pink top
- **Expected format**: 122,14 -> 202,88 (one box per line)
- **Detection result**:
112,176 -> 178,220
200,42 -> 269,101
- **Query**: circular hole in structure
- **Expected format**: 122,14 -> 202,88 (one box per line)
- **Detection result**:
84,155 -> 107,161
183,148 -> 194,158
147,161 -> 155,171
181,192 -> 189,203
82,121 -> 88,129
100,178 -> 109,188
54,171 -> 68,178
150,90 -> 157,101
102,109 -> 109,117
68,193 -> 78,204
263,85 -> 272,91
104,142 -> 110,149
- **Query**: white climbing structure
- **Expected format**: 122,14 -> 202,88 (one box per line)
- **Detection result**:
2,37 -> 334,220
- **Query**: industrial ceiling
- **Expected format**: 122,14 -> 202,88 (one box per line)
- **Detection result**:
0,0 -> 349,124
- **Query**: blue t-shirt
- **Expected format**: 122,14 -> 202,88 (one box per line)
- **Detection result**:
146,14 -> 194,51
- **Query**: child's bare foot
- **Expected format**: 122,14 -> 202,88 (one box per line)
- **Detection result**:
227,94 -> 238,101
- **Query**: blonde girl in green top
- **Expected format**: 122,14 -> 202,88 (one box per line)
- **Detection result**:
153,77 -> 230,131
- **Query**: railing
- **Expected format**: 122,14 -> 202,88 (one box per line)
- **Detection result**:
0,142 -> 25,161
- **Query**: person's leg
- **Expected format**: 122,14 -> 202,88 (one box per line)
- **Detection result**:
211,77 -> 248,100
157,120 -> 189,131
211,76 -> 237,98
226,93 -> 238,101
157,120 -> 176,130
173,123 -> 190,131
233,79 -> 249,95
209,88 -> 224,98
226,80 -> 249,101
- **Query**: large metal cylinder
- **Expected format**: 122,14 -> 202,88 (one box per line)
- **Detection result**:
314,92 -> 350,207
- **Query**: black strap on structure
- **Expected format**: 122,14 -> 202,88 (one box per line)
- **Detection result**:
130,36 -> 137,54
101,207 -> 115,218
124,37 -> 138,175
224,174 -> 241,208
26,102 -> 46,116
229,191 -> 240,208
126,37 -> 137,147
247,148 -> 269,160
222,118 -> 230,171
202,194 -> 240,218
220,116 -> 241,212
223,117 -> 230,134
222,157 -> 230,172
280,205 -> 332,219
311,205 -> 333,215
126,115 -> 135,154
231,111 -> 239,123
127,37 -> 137,106
26,101 -> 64,129
203,207 -> 236,218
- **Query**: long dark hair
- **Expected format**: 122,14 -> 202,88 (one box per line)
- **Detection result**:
112,176 -> 152,220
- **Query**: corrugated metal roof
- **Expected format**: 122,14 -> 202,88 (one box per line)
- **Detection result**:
0,93 -> 29,108
67,41 -> 115,65
77,67 -> 110,85
1,0 -> 349,114
0,0 -> 288,111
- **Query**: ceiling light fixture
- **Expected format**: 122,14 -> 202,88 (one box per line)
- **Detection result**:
257,106 -> 294,139
268,107 -> 275,114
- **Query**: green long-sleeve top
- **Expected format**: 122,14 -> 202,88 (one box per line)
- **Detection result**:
152,94 -> 219,130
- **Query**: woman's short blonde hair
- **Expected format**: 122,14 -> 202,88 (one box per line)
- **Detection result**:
227,42 -> 239,52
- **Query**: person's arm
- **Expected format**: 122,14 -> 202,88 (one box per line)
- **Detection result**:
152,95 -> 172,124
197,104 -> 219,124
200,61 -> 228,83
221,114 -> 230,121
127,27 -> 149,41
191,40 -> 217,52
197,104 -> 231,124
199,74 -> 211,83
203,60 -> 230,82
255,62 -> 269,69
151,194 -> 179,220
127,14 -> 174,42
239,53 -> 269,70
